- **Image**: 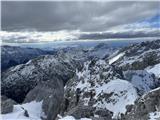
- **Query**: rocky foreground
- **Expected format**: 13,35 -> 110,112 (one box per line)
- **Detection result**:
1,40 -> 160,120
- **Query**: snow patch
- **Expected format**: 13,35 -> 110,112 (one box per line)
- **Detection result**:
149,111 -> 160,120
109,52 -> 125,65
1,101 -> 44,120
93,79 -> 138,118
146,63 -> 160,78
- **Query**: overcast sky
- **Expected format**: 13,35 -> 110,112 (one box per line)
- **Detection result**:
1,1 -> 160,42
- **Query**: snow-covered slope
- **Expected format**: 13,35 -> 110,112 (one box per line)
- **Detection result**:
149,111 -> 160,120
108,40 -> 160,70
124,70 -> 158,95
109,52 -> 125,65
2,101 -> 44,120
146,63 -> 160,78
1,40 -> 160,120
93,79 -> 138,118
64,60 -> 138,119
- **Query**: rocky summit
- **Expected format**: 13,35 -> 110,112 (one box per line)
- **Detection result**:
1,40 -> 160,120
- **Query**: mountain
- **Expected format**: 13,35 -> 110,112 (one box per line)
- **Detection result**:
60,59 -> 159,119
58,40 -> 160,120
1,45 -> 54,71
107,40 -> 160,70
124,87 -> 160,120
1,40 -> 160,120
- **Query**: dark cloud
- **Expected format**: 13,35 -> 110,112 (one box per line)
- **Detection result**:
79,30 -> 160,40
2,1 -> 159,32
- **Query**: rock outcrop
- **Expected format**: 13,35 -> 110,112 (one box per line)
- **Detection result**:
60,60 -> 138,119
125,87 -> 160,120
1,55 -> 76,103
24,79 -> 64,120
109,40 -> 160,70
1,96 -> 17,114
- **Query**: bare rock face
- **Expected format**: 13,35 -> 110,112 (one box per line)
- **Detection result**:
1,96 -> 17,114
124,87 -> 160,120
65,104 -> 95,119
24,79 -> 64,120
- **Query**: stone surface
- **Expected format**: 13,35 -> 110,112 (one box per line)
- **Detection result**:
65,104 -> 95,119
1,96 -> 17,114
24,79 -> 64,120
124,87 -> 160,120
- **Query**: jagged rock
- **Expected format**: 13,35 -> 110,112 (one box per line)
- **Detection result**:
1,96 -> 17,114
91,117 -> 112,120
61,60 -> 138,119
124,87 -> 160,120
65,104 -> 95,119
94,109 -> 113,120
24,79 -> 64,120
1,55 -> 75,103
109,40 -> 160,70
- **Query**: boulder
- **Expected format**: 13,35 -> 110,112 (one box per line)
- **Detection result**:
1,96 -> 17,114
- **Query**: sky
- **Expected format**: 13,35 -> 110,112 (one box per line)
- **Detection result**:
1,1 -> 160,42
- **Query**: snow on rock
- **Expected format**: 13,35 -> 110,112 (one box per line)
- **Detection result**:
109,52 -> 125,65
146,63 -> 160,78
65,60 -> 138,119
59,116 -> 92,120
1,101 -> 44,120
124,70 -> 158,95
93,79 -> 138,118
109,40 -> 160,70
149,111 -> 160,120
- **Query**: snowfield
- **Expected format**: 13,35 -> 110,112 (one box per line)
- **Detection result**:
149,111 -> 160,120
146,63 -> 160,78
93,79 -> 138,118
1,101 -> 44,120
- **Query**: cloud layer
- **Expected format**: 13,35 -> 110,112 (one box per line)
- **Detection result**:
1,1 -> 160,42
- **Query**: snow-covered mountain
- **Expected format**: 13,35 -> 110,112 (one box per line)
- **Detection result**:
108,40 -> 160,70
1,45 -> 54,71
1,40 -> 160,120
61,59 -> 159,119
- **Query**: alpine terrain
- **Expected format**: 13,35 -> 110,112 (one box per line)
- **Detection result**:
1,40 -> 160,120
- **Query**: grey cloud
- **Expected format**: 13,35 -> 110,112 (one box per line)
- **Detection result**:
79,30 -> 160,40
2,1 -> 159,32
